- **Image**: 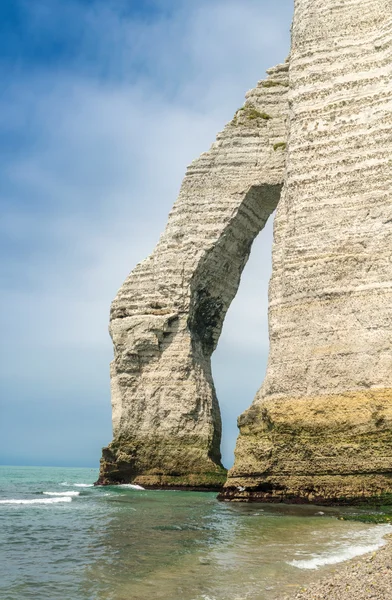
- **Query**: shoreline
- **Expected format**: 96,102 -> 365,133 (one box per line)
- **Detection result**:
280,534 -> 392,600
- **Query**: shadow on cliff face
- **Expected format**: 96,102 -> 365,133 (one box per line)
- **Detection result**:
210,213 -> 275,469
98,190 -> 278,486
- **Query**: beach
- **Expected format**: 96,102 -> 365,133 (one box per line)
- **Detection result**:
282,536 -> 392,600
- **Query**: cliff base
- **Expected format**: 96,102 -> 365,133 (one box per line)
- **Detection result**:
96,438 -> 227,490
221,389 -> 392,504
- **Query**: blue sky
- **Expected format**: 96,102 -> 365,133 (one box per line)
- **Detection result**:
0,0 -> 292,468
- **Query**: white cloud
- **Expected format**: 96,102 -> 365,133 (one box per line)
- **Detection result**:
0,0 -> 292,467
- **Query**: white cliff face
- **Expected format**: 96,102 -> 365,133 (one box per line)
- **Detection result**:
267,0 -> 392,401
98,64 -> 289,487
100,0 -> 392,502
224,0 -> 392,502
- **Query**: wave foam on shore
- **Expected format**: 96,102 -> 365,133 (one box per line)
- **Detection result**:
288,524 -> 391,570
118,484 -> 145,490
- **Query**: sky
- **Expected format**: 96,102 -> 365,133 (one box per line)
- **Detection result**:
0,0 -> 293,468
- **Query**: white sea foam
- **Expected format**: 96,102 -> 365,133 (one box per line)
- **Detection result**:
43,491 -> 80,497
288,524 -> 391,570
0,497 -> 73,505
73,483 -> 94,488
60,482 -> 93,487
118,484 -> 145,490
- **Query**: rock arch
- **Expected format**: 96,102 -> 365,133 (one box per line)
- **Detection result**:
99,1 -> 392,504
97,63 -> 289,487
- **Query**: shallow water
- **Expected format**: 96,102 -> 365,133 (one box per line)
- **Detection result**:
1,466 -> 390,600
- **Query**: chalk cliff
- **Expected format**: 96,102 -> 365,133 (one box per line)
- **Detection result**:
97,63 -> 289,487
222,0 -> 392,502
99,0 -> 392,502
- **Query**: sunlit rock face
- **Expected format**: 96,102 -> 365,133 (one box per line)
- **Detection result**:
223,0 -> 392,502
97,63 -> 289,488
99,0 -> 392,501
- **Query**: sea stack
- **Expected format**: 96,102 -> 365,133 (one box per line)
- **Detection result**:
97,64 -> 289,487
99,0 -> 392,503
223,0 -> 392,502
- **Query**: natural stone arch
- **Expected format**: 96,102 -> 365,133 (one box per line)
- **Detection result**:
97,63 -> 289,487
99,0 -> 392,505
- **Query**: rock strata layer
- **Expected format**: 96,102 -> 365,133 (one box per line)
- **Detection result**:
97,64 -> 289,487
222,0 -> 392,502
99,0 -> 392,502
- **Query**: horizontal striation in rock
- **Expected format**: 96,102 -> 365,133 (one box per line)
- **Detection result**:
223,0 -> 392,502
97,64 -> 289,487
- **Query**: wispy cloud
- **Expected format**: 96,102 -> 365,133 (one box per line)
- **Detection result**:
0,0 -> 292,467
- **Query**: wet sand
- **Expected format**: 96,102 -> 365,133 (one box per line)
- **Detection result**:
281,535 -> 392,600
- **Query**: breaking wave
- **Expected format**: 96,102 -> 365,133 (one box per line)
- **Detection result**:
0,497 -> 73,505
60,482 -> 94,487
118,484 -> 145,490
74,483 -> 94,488
43,491 -> 80,497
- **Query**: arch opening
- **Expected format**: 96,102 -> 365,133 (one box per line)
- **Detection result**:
98,184 -> 280,487
97,61 -> 289,488
186,184 -> 280,471
211,213 -> 275,469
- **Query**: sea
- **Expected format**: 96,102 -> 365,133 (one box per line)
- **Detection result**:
1,466 -> 391,600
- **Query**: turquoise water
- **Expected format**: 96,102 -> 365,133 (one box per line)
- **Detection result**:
1,466 -> 391,600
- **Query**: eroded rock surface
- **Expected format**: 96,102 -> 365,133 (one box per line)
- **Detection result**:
222,0 -> 392,502
97,63 -> 289,487
100,0 -> 392,501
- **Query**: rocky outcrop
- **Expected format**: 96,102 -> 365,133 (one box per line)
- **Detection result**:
222,0 -> 392,502
97,63 -> 289,487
